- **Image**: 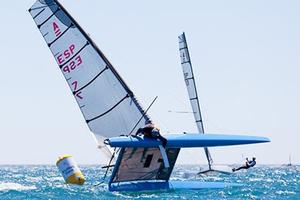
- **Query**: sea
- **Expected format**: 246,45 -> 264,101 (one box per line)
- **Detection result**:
0,165 -> 299,200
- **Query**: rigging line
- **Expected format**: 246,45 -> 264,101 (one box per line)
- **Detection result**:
179,46 -> 188,51
101,164 -> 115,169
94,147 -> 117,187
128,96 -> 158,136
33,8 -> 45,19
37,7 -> 60,29
168,110 -> 196,114
48,23 -> 74,47
59,41 -> 89,68
150,111 -> 171,133
130,96 -> 150,122
86,94 -> 130,123
73,66 -> 108,95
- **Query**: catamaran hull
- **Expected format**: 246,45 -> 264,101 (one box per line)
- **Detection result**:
109,181 -> 241,192
107,133 -> 270,148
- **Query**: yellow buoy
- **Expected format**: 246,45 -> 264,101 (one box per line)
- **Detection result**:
56,155 -> 85,185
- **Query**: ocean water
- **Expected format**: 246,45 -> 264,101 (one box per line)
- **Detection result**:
0,165 -> 299,199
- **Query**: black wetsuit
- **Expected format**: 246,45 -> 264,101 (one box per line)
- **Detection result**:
233,160 -> 256,172
136,126 -> 167,148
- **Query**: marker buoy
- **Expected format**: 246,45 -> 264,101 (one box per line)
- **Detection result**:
56,155 -> 85,185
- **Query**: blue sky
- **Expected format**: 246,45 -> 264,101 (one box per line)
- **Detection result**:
0,0 -> 299,164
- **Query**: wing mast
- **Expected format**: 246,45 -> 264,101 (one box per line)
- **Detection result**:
178,32 -> 213,169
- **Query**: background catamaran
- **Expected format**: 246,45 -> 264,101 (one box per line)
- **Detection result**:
178,33 -> 232,174
29,0 -> 270,192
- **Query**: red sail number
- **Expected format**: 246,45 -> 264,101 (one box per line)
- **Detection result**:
72,81 -> 83,99
62,55 -> 83,73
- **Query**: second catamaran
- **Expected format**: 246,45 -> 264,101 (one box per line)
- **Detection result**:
179,33 -> 232,174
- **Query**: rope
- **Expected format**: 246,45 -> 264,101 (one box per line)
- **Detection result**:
94,147 -> 117,186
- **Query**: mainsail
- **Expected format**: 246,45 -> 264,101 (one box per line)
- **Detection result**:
29,0 -> 180,184
29,0 -> 150,142
178,33 -> 213,169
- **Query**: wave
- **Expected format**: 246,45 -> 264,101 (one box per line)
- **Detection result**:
0,182 -> 36,191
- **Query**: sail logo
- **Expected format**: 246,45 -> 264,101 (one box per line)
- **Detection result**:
53,22 -> 61,37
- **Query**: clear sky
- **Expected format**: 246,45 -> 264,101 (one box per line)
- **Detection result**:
0,0 -> 299,165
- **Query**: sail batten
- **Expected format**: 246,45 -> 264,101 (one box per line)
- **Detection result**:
73,66 -> 109,94
29,0 -> 151,141
86,94 -> 130,123
33,8 -> 45,19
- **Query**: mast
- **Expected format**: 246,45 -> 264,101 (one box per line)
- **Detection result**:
178,32 -> 213,169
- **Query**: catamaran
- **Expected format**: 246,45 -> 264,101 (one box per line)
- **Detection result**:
29,0 -> 270,191
288,155 -> 292,166
178,33 -> 232,174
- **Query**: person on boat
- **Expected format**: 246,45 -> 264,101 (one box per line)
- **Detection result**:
136,121 -> 167,148
232,157 -> 256,172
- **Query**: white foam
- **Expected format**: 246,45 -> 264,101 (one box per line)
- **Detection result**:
275,190 -> 296,195
0,182 -> 36,191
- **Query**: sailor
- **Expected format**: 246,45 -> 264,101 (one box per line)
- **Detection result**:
232,157 -> 256,172
136,121 -> 167,148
